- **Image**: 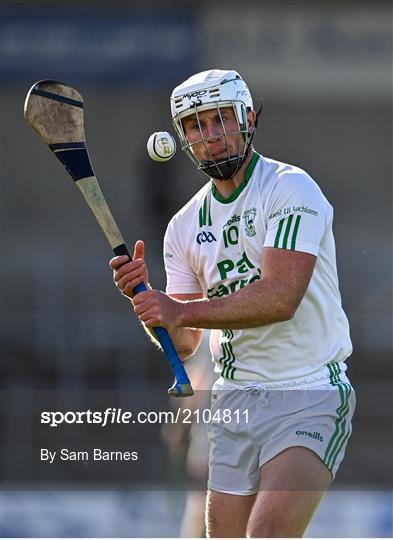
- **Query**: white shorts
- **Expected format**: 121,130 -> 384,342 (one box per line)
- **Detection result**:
207,376 -> 356,495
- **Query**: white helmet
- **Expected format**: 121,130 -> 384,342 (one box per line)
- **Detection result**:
171,69 -> 258,180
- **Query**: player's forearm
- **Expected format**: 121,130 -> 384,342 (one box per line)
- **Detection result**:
179,279 -> 296,330
143,324 -> 202,361
169,327 -> 203,360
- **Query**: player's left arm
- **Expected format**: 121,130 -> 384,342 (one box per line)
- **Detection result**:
133,247 -> 316,330
165,292 -> 205,359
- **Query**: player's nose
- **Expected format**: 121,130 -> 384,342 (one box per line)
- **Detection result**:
204,120 -> 223,141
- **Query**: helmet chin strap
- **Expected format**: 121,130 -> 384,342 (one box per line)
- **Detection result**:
201,143 -> 253,181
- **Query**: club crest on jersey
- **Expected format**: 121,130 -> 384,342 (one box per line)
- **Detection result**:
196,231 -> 217,244
243,208 -> 257,237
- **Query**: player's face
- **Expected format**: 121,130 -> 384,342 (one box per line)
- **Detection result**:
182,106 -> 245,162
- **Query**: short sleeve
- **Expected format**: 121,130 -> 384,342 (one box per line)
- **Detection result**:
264,171 -> 331,256
164,218 -> 203,295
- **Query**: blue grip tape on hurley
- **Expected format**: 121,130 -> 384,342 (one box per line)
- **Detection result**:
153,326 -> 190,385
112,243 -> 191,389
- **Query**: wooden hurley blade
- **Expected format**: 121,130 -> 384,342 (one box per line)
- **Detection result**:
23,80 -> 194,397
24,80 -> 127,250
24,80 -> 86,145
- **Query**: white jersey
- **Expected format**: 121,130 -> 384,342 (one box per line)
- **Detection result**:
164,152 -> 352,387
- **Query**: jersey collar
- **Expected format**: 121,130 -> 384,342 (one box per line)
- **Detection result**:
211,151 -> 260,204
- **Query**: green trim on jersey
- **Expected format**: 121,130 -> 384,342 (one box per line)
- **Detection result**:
211,152 -> 260,204
199,190 -> 212,227
282,214 -> 294,248
324,362 -> 352,471
291,215 -> 301,250
274,214 -> 302,250
219,330 -> 236,379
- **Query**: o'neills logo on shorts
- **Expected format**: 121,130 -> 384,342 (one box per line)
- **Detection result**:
296,430 -> 323,442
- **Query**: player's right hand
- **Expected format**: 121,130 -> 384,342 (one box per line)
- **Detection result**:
109,240 -> 148,299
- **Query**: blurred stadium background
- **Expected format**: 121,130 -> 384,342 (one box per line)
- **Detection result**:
0,0 -> 392,537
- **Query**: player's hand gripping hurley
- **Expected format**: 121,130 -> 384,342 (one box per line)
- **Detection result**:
24,80 -> 193,397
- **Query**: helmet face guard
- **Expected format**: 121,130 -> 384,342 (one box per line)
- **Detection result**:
171,70 -> 257,181
173,101 -> 253,180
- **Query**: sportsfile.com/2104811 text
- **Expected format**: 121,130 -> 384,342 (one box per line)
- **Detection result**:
40,407 -> 250,427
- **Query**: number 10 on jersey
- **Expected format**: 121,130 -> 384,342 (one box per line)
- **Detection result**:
223,225 -> 239,247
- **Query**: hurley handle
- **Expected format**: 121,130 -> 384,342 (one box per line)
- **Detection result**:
113,243 -> 194,397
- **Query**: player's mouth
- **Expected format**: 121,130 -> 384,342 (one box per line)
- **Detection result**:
210,149 -> 228,160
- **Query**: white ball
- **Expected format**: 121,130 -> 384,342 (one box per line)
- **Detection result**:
147,131 -> 176,162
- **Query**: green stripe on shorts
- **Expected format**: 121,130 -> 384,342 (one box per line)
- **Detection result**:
324,363 -> 352,470
220,330 -> 236,379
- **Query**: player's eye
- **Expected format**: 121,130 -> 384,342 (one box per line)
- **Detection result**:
185,121 -> 201,133
219,115 -> 230,127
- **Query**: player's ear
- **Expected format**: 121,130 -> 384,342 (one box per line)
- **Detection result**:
247,110 -> 257,134
252,98 -> 263,131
